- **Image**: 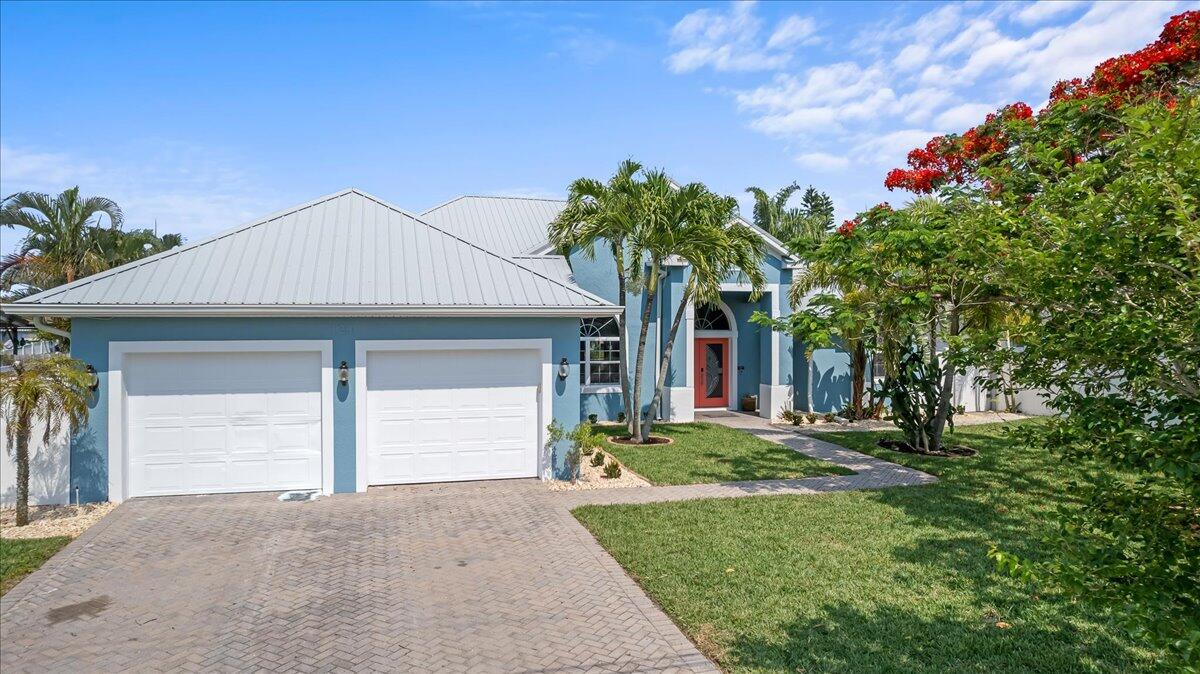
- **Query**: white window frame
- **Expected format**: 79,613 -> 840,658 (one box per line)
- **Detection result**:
580,318 -> 620,392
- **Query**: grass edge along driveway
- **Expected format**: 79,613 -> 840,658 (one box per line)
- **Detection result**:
1,536 -> 71,596
595,422 -> 850,485
574,421 -> 1160,673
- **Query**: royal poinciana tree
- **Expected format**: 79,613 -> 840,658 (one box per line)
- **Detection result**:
877,11 -> 1199,666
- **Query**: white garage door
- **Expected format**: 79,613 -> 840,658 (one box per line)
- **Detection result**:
124,351 -> 323,497
367,349 -> 540,485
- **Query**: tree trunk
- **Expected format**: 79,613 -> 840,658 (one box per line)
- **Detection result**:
629,261 -> 659,443
613,243 -> 634,434
929,307 -> 960,452
850,341 -> 866,419
643,285 -> 691,441
15,409 -> 31,526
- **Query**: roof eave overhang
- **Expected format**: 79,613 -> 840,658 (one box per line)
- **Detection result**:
1,304 -> 623,318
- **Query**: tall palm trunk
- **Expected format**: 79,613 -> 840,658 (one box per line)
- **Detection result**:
644,286 -> 691,441
614,244 -> 634,433
15,410 -> 31,526
629,261 -> 659,442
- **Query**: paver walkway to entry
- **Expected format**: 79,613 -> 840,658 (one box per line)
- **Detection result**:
559,411 -> 936,508
1,415 -> 932,673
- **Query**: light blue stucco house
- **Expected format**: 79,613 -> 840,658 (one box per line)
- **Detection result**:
3,188 -> 854,503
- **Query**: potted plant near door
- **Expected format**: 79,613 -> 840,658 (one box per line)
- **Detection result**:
741,394 -> 757,412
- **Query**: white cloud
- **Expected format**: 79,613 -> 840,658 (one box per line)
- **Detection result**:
767,15 -> 817,49
853,129 -> 945,166
1013,1 -> 1085,26
0,140 -> 283,246
934,102 -> 998,130
0,144 -> 98,185
795,152 -> 850,171
893,44 -> 931,72
667,1 -> 818,73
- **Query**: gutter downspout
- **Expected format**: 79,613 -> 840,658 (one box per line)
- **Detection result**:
31,316 -> 71,340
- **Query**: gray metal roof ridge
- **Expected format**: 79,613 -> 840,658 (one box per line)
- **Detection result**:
420,194 -> 566,216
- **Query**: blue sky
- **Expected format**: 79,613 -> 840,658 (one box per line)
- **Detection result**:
1,0 -> 1191,255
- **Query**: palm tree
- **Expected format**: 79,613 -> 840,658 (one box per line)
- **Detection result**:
629,172 -> 766,441
745,182 -> 801,238
550,160 -> 643,432
745,183 -> 836,246
1,187 -> 123,287
0,355 -> 92,525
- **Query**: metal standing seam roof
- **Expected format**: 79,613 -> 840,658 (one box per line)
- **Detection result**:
509,255 -> 575,285
421,195 -> 566,256
7,189 -> 617,316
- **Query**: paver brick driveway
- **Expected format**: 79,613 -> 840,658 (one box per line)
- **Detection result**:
0,481 -> 715,673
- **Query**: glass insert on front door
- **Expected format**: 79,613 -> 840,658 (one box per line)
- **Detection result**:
705,343 -> 724,398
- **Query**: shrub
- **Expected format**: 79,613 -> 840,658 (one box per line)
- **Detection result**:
603,460 -> 622,479
590,451 -> 606,467
822,412 -> 836,423
806,412 -> 818,424
955,404 -> 966,415
779,408 -> 799,424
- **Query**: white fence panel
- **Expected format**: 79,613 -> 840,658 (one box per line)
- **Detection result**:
0,408 -> 71,506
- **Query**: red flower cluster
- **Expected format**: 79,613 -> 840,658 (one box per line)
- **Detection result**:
836,218 -> 858,236
884,11 -> 1197,195
1049,10 -> 1199,105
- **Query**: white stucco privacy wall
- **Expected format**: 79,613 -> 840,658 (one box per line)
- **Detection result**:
0,408 -> 72,506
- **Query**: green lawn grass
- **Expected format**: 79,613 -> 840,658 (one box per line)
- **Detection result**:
1,536 -> 71,596
595,422 -> 851,485
574,422 -> 1160,673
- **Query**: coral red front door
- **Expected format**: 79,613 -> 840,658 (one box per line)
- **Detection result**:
694,338 -> 730,408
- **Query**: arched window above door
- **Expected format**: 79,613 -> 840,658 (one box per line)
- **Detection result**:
695,304 -> 730,331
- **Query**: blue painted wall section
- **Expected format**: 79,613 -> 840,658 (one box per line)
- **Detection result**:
69,316 -> 582,502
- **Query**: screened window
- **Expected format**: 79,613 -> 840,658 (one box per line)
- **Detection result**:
580,317 -> 620,385
695,304 -> 730,331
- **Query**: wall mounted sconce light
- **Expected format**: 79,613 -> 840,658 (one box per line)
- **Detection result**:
85,363 -> 99,392
338,361 -> 350,386
557,357 -> 569,380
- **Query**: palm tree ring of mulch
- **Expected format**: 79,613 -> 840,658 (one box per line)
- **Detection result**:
607,435 -> 674,446
876,439 -> 977,457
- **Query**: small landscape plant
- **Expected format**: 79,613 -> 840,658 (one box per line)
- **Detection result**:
603,459 -> 622,479
591,451 -> 606,468
822,412 -> 835,423
779,408 -> 800,425
806,412 -> 818,424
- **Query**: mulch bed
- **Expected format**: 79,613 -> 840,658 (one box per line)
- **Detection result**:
607,435 -> 674,446
876,439 -> 978,457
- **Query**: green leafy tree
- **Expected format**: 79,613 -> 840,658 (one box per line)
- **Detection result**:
879,12 -> 1200,664
0,355 -> 92,525
983,96 -> 1200,666
550,160 -> 642,432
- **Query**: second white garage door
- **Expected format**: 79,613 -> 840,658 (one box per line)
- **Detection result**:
366,349 -> 540,485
